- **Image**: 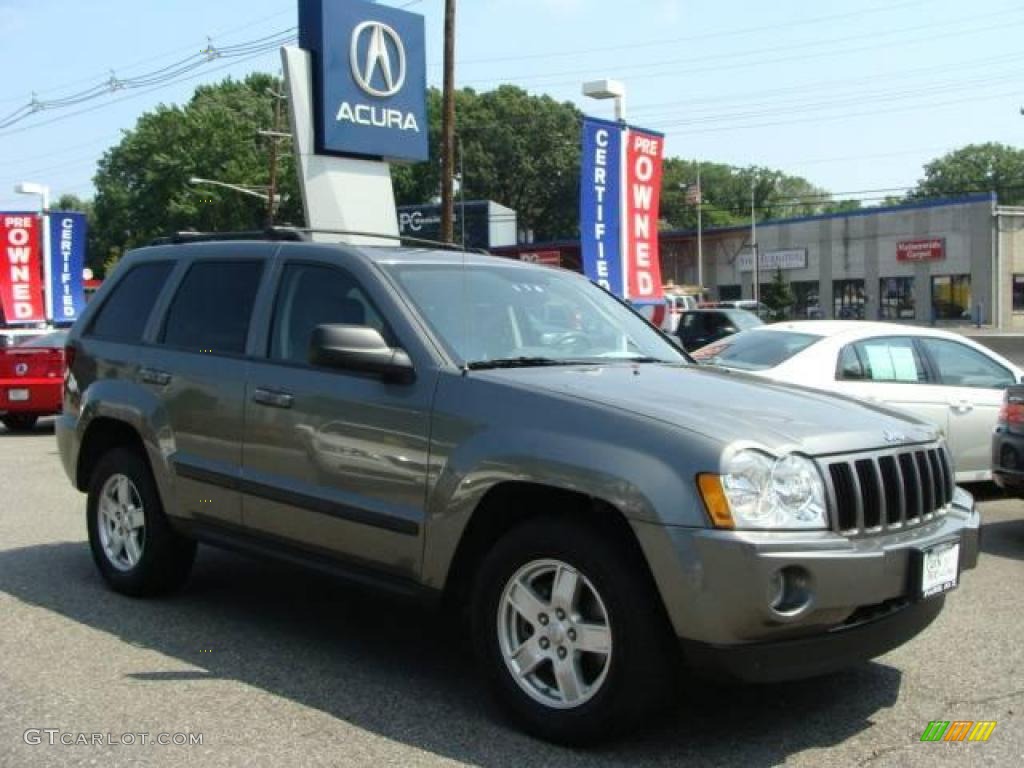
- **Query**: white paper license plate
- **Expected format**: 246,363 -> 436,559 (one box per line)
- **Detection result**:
921,542 -> 960,598
7,389 -> 29,402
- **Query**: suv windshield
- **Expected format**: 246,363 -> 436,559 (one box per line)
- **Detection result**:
696,329 -> 822,370
383,262 -> 685,367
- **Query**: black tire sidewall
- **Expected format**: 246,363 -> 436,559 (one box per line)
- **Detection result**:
471,517 -> 672,744
86,447 -> 194,596
2,414 -> 38,432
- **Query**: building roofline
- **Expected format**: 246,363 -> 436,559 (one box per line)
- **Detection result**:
661,192 -> 996,239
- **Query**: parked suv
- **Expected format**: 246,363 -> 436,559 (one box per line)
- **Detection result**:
57,236 -> 980,744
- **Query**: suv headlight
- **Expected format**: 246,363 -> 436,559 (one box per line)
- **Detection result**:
699,450 -> 828,530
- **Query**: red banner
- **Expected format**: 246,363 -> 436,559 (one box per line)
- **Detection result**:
519,250 -> 562,267
0,214 -> 45,324
897,238 -> 945,262
625,129 -> 664,301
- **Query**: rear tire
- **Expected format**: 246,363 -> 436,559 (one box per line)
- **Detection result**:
86,447 -> 196,596
2,414 -> 38,432
471,516 -> 676,745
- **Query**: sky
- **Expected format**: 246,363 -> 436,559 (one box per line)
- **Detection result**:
1,0 -> 1022,212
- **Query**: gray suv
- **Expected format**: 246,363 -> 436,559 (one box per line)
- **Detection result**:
57,236 -> 980,744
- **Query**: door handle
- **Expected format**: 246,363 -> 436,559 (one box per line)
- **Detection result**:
253,387 -> 294,409
949,399 -> 973,414
139,367 -> 172,386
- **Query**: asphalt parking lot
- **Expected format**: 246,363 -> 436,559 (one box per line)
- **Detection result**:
0,421 -> 1021,767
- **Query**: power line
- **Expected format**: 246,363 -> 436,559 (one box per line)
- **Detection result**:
0,33 -> 294,133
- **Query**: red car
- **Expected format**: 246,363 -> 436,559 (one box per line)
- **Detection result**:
0,330 -> 67,432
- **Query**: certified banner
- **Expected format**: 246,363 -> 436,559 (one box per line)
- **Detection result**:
624,128 -> 665,302
0,213 -> 45,324
580,116 -> 624,296
49,212 -> 88,323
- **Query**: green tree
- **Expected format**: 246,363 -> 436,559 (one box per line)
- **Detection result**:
393,85 -> 583,241
760,268 -> 794,319
911,143 -> 1024,204
91,73 -> 301,273
659,159 -> 836,230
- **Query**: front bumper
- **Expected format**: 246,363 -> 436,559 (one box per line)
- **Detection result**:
634,490 -> 980,681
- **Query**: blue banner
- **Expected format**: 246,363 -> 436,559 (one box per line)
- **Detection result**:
49,211 -> 87,324
580,117 -> 623,297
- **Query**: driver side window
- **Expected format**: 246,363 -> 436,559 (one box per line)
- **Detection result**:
269,263 -> 392,366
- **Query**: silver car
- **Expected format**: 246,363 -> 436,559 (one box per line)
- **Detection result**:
57,239 -> 980,744
693,320 -> 1023,483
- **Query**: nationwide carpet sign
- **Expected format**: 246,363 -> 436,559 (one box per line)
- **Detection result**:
49,212 -> 88,323
580,117 -> 664,302
0,213 -> 45,324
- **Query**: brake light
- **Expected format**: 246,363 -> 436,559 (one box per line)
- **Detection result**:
998,400 -> 1024,425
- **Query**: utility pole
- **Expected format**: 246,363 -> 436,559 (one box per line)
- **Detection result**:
696,162 -> 703,294
440,0 -> 457,244
751,177 -> 759,306
262,82 -> 289,228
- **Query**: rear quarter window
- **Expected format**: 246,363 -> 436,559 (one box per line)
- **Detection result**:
88,262 -> 174,343
704,330 -> 822,370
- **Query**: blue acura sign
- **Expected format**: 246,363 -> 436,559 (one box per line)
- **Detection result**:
299,0 -> 428,162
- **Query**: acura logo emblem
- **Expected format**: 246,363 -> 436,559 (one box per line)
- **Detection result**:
350,21 -> 406,98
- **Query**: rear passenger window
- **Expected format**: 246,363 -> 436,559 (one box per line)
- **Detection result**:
160,261 -> 264,355
840,337 -> 927,383
89,262 -> 173,342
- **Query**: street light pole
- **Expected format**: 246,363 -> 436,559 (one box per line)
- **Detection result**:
440,0 -> 457,244
188,177 -> 276,203
14,182 -> 52,324
696,163 -> 703,294
583,79 -> 628,296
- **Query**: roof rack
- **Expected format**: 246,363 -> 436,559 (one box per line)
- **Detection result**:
150,227 -> 489,255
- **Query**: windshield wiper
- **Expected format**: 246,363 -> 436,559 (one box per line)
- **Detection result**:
465,357 -> 582,370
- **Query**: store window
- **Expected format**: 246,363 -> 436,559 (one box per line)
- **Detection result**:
791,281 -> 821,320
879,277 -> 915,321
718,285 -> 741,301
931,275 -> 971,321
833,279 -> 865,320
1013,275 -> 1024,313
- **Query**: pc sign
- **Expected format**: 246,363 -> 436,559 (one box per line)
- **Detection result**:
299,0 -> 428,162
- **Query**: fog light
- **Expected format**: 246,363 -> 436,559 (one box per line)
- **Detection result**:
768,566 -> 813,615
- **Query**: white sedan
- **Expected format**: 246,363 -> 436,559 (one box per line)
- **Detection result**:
693,321 -> 1023,483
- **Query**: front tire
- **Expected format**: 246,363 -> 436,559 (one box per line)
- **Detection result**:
2,414 -> 38,432
471,517 -> 675,745
86,447 -> 196,596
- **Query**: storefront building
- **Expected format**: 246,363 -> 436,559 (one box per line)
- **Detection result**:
498,193 -> 1024,330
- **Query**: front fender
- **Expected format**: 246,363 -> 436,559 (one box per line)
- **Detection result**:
418,373 -> 719,589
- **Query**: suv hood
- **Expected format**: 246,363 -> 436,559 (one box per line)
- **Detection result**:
478,363 -> 937,456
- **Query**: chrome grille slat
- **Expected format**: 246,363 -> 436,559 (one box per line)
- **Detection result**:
821,443 -> 950,537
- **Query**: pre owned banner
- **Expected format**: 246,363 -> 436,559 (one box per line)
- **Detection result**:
580,117 -> 624,296
49,212 -> 88,323
0,213 -> 45,324
624,128 -> 665,302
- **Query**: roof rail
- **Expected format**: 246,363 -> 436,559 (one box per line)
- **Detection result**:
150,227 -> 490,254
150,228 -> 309,246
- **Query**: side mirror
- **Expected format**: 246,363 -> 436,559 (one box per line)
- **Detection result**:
309,325 -> 415,384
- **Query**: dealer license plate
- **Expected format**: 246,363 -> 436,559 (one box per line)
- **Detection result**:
921,542 -> 960,598
8,389 -> 29,402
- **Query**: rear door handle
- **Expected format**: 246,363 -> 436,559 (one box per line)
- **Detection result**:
253,387 -> 294,409
949,399 -> 973,414
139,368 -> 172,386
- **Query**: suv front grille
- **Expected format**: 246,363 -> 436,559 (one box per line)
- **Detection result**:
823,444 -> 953,536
